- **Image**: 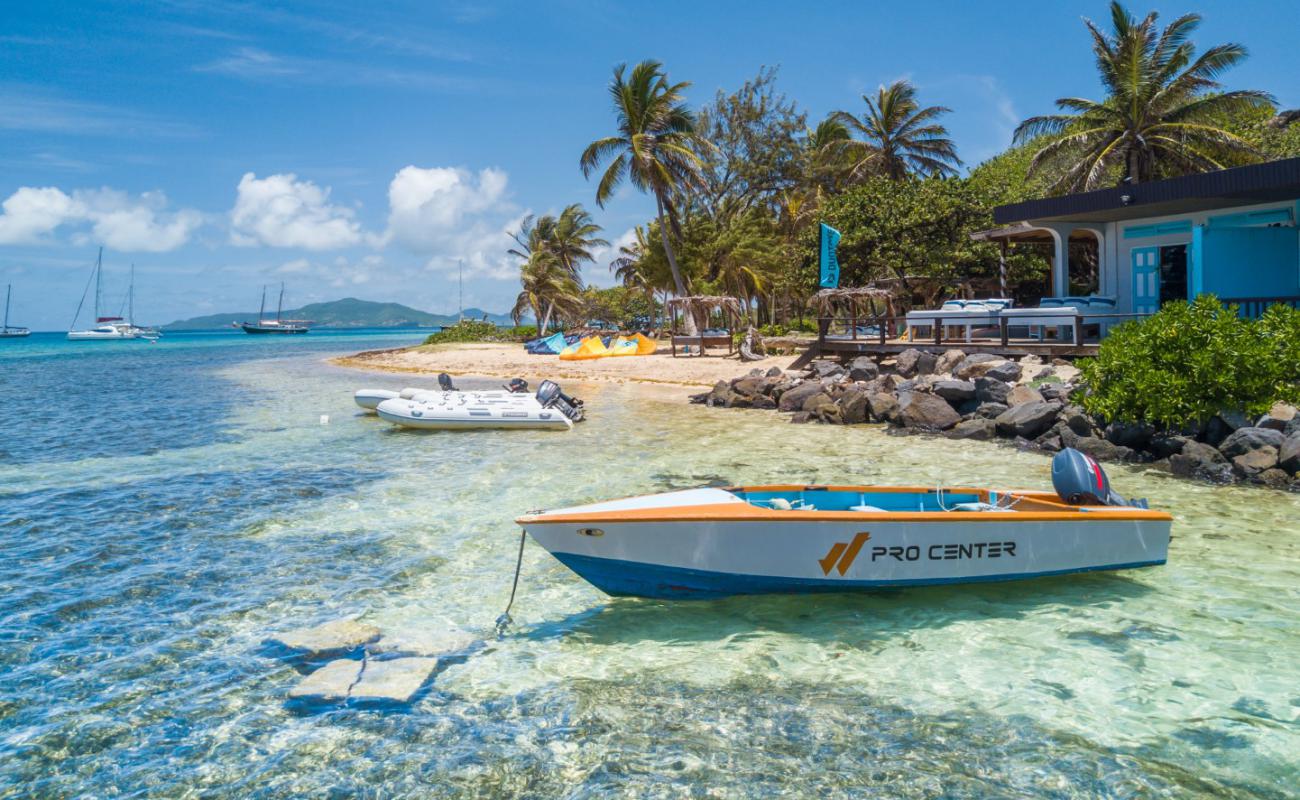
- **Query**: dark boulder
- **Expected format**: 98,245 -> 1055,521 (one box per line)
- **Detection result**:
953,353 -> 1001,380
1203,409 -> 1250,446
994,401 -> 1063,439
801,392 -> 835,414
984,361 -> 1023,383
899,391 -> 961,431
848,356 -> 880,382
731,377 -> 763,397
1218,427 -> 1285,459
974,377 -> 1010,405
751,394 -> 776,410
1059,405 -> 1094,437
1072,436 -> 1135,463
1279,433 -> 1300,474
975,401 -> 1009,419
810,360 -> 845,379
1258,469 -> 1292,488
895,349 -> 938,378
838,389 -> 870,424
1039,382 -> 1074,402
765,366 -> 784,378
932,379 -> 976,404
1232,447 -> 1279,477
1148,434 -> 1189,460
1006,384 -> 1044,407
935,349 -> 966,375
1169,441 -> 1233,483
777,382 -> 823,412
867,392 -> 900,423
1105,420 -> 1156,450
789,411 -> 813,424
947,418 -> 997,440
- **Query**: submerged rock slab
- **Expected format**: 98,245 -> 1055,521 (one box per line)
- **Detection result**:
369,626 -> 478,658
350,657 -> 439,704
269,619 -> 381,657
288,658 -> 363,701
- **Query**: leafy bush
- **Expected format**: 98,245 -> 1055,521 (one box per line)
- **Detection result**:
504,325 -> 538,340
1079,296 -> 1300,426
423,320 -> 506,344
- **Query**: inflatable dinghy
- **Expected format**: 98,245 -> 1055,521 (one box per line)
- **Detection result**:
355,375 -> 534,414
375,380 -> 584,431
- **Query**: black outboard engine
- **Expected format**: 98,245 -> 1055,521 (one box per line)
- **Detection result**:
437,373 -> 456,392
535,380 -> 584,423
1051,448 -> 1146,508
506,378 -> 529,393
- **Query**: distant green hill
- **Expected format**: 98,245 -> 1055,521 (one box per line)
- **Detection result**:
162,297 -> 523,330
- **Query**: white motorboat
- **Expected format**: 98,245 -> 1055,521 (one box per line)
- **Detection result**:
354,388 -> 403,412
373,379 -> 584,431
516,449 -> 1172,599
67,251 -> 159,341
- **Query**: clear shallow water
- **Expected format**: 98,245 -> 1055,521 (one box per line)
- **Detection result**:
1,331 -> 1296,798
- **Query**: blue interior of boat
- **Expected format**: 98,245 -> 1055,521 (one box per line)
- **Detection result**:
729,488 -> 988,512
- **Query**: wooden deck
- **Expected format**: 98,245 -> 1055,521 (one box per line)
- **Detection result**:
790,315 -> 1104,369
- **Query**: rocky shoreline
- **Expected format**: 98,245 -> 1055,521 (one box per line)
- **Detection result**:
690,348 -> 1300,491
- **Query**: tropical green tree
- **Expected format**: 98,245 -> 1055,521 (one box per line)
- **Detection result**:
580,59 -> 708,332
610,226 -> 662,331
1014,1 -> 1275,192
829,80 -> 962,181
509,213 -> 587,334
549,203 -> 608,282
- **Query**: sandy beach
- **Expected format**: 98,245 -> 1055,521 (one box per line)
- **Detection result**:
332,341 -> 797,392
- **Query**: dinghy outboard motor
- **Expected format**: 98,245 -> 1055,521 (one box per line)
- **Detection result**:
536,380 -> 584,423
437,373 -> 456,392
1051,447 -> 1146,508
506,378 -> 529,393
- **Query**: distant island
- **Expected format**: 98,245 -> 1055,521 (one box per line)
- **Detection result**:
162,297 -> 524,331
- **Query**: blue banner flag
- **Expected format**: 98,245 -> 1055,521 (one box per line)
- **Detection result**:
819,223 -> 841,288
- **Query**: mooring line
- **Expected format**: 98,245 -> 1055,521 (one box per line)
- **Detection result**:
495,530 -> 528,638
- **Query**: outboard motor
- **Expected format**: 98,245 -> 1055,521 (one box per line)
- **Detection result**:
506,378 -> 529,393
1051,448 -> 1146,508
536,380 -> 584,423
437,373 -> 456,392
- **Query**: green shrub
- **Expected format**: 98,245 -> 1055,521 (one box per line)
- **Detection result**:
505,325 -> 538,340
423,320 -> 505,344
1078,296 -> 1300,427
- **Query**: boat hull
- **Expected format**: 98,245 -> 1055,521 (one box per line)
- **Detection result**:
519,489 -> 1171,599
241,323 -> 309,334
375,397 -> 572,430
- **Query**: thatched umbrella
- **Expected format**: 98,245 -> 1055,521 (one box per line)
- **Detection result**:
665,296 -> 744,333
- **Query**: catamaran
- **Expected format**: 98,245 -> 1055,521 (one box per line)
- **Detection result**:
1,284 -> 30,338
67,250 -> 159,341
240,283 -> 310,334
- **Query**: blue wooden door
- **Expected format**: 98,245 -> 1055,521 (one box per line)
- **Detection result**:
1131,247 -> 1159,314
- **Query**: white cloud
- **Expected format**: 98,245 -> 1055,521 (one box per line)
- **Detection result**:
584,226 -> 639,288
273,254 -> 383,288
0,185 -> 201,251
230,172 -> 364,250
383,165 -> 517,279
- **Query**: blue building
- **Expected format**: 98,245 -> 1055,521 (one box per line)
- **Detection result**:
985,157 -> 1300,321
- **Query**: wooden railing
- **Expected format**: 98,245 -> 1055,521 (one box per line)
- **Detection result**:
816,311 -> 1155,348
1220,296 -> 1300,319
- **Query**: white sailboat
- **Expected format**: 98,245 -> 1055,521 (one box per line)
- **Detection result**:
67,249 -> 160,341
1,284 -> 30,338
240,283 -> 310,334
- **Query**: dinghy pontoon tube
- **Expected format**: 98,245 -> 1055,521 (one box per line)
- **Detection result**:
374,379 -> 584,431
516,454 -> 1170,598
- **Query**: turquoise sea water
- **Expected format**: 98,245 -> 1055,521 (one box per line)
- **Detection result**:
1,330 -> 1297,798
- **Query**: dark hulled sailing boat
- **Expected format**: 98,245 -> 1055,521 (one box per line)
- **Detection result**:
240,283 -> 310,334
2,284 -> 30,338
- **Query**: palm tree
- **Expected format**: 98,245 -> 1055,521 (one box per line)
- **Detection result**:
829,80 -> 962,181
1014,1 -> 1275,192
610,226 -> 660,331
509,214 -> 583,335
550,204 -> 609,283
580,59 -> 707,332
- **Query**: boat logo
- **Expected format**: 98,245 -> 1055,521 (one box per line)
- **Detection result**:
576,528 -> 604,537
818,532 -> 871,576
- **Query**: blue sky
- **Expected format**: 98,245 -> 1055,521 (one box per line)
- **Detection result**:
1,0 -> 1295,329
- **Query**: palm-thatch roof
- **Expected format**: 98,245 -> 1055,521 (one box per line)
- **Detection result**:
811,286 -> 898,317
665,295 -> 744,316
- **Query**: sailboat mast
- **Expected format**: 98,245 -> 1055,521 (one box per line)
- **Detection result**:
277,282 -> 284,322
4,284 -> 10,330
259,286 -> 266,320
94,247 -> 103,321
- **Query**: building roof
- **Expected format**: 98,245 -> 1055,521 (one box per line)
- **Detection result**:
993,157 -> 1300,225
